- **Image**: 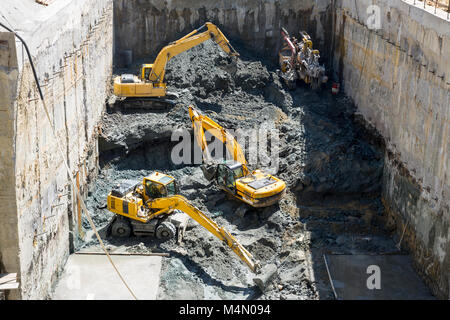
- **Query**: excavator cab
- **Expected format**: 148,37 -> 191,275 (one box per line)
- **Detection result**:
217,161 -> 244,192
141,64 -> 154,82
142,172 -> 178,200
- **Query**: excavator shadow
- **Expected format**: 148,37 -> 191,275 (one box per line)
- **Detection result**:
98,228 -> 261,298
164,248 -> 260,298
99,209 -> 264,298
203,197 -> 280,233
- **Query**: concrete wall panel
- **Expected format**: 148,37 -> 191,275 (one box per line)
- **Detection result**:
0,32 -> 20,299
113,0 -> 333,65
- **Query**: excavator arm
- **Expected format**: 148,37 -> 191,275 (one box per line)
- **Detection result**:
147,194 -> 260,273
148,22 -> 238,84
188,106 -> 248,172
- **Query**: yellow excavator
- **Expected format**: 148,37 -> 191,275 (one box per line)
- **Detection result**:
106,171 -> 260,273
113,22 -> 238,109
188,106 -> 286,208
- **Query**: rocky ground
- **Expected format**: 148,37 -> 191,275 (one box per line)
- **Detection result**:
81,40 -> 399,300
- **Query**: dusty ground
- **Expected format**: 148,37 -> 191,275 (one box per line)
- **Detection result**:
81,41 -> 399,300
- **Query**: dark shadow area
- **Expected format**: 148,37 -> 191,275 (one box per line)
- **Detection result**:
280,85 -> 404,299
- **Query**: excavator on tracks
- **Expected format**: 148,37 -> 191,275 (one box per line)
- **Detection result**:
106,171 -> 260,273
188,106 -> 286,208
278,27 -> 328,90
113,22 -> 239,110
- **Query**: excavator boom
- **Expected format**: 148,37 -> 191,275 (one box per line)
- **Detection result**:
149,22 -> 238,84
148,195 -> 259,272
189,106 -> 248,169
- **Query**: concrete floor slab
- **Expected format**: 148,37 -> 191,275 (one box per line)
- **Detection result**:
324,254 -> 435,300
52,254 -> 162,300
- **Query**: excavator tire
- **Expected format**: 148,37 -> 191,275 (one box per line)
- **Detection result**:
156,221 -> 176,240
111,218 -> 131,237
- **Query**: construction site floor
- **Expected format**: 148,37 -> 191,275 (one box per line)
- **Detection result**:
52,254 -> 162,300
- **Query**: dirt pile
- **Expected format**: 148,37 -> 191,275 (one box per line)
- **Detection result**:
83,40 -> 397,300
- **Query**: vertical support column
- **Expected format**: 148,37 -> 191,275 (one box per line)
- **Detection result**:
75,171 -> 84,238
76,172 -> 81,233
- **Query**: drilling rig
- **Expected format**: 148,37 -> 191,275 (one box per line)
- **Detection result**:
278,28 -> 328,90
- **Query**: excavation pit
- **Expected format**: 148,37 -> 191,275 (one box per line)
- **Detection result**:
77,41 -> 412,300
1,0 -> 447,301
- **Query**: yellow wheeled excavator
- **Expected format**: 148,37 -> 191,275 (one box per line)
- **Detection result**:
113,22 -> 238,109
188,106 -> 286,208
106,171 -> 260,273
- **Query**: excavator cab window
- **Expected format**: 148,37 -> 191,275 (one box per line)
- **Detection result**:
217,164 -> 236,192
143,67 -> 152,81
144,180 -> 164,199
225,169 -> 236,190
232,165 -> 244,179
165,181 -> 177,196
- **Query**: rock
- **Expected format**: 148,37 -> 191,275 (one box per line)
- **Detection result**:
294,182 -> 304,192
253,263 -> 278,292
279,263 -> 306,283
336,235 -> 347,246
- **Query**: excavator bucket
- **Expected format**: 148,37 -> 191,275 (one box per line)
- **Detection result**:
253,263 -> 278,292
200,162 -> 217,181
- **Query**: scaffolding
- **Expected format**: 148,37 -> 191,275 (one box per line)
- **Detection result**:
412,0 -> 450,19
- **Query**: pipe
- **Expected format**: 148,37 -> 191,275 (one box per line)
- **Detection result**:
0,22 -> 44,100
75,251 -> 170,257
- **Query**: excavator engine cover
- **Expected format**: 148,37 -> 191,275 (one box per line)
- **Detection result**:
110,179 -> 139,197
120,74 -> 135,84
247,177 -> 276,190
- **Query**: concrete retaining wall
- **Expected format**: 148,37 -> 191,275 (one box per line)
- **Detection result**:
113,0 -> 332,65
0,0 -> 113,299
333,0 -> 449,299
